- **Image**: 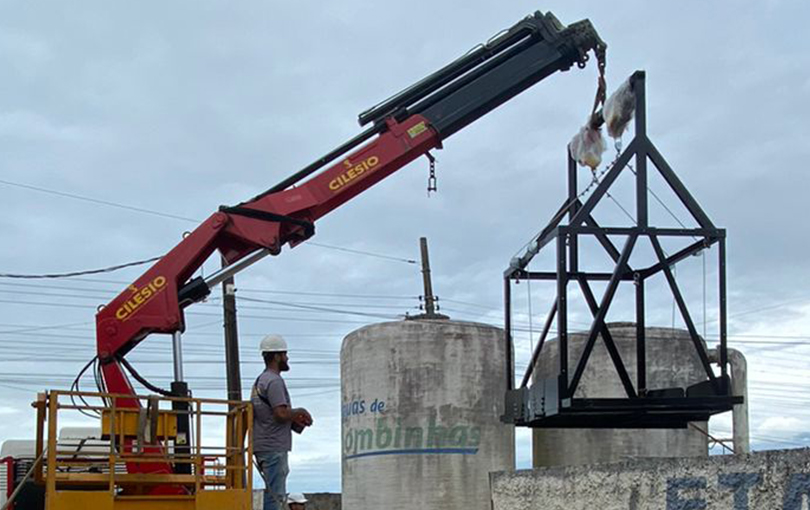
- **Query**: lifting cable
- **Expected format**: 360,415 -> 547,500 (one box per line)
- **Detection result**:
618,139 -> 709,332
527,278 -> 535,356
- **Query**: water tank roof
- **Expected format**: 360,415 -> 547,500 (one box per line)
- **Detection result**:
348,318 -> 503,335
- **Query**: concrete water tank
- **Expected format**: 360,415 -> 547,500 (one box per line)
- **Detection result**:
533,323 -> 709,467
341,319 -> 514,510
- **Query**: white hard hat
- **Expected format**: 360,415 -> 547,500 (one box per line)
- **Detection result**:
287,492 -> 307,504
260,334 -> 288,353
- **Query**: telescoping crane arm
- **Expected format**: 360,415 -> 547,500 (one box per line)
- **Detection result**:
95,11 -> 606,401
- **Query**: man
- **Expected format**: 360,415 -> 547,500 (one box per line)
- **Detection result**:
287,492 -> 308,510
253,334 -> 313,510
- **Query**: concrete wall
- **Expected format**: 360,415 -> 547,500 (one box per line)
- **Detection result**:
253,492 -> 340,510
491,448 -> 810,510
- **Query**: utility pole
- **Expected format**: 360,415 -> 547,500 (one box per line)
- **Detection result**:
418,237 -> 449,319
221,260 -> 245,484
420,237 -> 437,316
408,237 -> 448,321
222,258 -> 242,406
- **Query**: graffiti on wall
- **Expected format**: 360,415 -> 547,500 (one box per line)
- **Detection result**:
666,474 -> 810,510
342,397 -> 482,460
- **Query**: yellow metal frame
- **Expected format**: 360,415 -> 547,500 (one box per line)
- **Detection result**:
100,409 -> 178,439
33,390 -> 253,510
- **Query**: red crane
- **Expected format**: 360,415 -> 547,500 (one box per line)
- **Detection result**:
92,10 -> 606,480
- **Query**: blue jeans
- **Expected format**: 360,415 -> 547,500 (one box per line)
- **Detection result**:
255,451 -> 289,510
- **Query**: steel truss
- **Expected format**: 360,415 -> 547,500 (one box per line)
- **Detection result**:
502,71 -> 741,429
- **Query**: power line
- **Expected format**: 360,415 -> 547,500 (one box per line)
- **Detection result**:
0,281 -> 119,294
239,288 -> 416,300
0,328 -> 340,340
0,178 -> 199,222
0,287 -> 419,313
306,241 -> 417,265
0,290 -> 113,301
32,276 -> 133,285
0,320 -> 92,335
0,289 -> 415,318
0,279 -> 420,302
0,256 -> 161,279
438,298 -> 498,311
0,283 -> 420,312
0,178 -> 419,270
0,298 -> 378,324
0,299 -> 91,309
703,296 -> 810,324
237,295 -> 403,321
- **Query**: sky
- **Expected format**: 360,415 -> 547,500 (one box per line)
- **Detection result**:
1,0 -> 809,494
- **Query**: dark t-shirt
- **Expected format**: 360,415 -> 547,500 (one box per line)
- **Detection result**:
252,369 -> 292,452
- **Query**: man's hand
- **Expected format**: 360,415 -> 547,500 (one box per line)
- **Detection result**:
272,405 -> 313,426
293,408 -> 313,427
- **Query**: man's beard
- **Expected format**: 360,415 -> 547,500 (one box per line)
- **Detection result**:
279,359 -> 290,372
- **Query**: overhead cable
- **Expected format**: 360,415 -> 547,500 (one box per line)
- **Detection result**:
0,178 -> 198,222
0,256 -> 161,279
238,295 -> 402,320
306,241 -> 417,265
0,178 -> 418,269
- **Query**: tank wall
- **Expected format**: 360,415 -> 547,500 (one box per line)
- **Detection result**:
533,324 -> 709,467
341,320 -> 514,510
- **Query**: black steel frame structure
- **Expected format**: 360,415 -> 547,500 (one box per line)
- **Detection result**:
502,71 -> 741,429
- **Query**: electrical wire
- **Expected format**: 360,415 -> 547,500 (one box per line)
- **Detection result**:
0,256 -> 161,279
0,288 -> 421,316
0,281 -> 118,294
436,298 -> 496,311
0,178 -> 199,222
0,298 -> 382,324
0,282 -> 422,311
237,295 -> 402,321
0,277 -> 423,303
0,320 -> 92,335
0,245 -> 415,279
238,287 -> 416,300
306,241 -> 416,265
0,177 -> 421,275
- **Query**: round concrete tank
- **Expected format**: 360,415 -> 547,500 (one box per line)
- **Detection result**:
341,319 -> 514,510
533,323 -> 709,467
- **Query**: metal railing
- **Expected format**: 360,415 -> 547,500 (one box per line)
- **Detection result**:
32,390 -> 253,500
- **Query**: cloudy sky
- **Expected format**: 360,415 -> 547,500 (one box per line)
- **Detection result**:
1,0 -> 809,494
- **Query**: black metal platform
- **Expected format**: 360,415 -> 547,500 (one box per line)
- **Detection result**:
501,71 -> 740,429
504,376 -> 742,429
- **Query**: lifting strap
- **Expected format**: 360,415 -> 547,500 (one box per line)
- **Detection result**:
253,375 -> 272,409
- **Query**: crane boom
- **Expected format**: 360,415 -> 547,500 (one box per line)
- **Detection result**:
94,10 -> 605,417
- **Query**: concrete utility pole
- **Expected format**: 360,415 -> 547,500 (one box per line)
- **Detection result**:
221,258 -> 242,406
420,237 -> 437,316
